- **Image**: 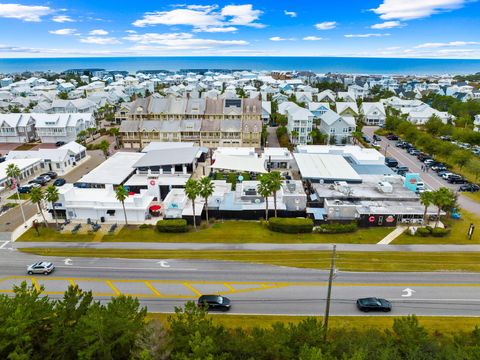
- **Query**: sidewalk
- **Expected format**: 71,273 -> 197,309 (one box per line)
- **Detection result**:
377,226 -> 406,245
12,241 -> 480,252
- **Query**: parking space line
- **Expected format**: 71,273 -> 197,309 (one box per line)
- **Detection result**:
183,282 -> 202,296
105,280 -> 120,296
144,281 -> 162,297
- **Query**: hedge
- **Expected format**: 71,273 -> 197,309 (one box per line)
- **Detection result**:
414,227 -> 450,238
268,217 -> 313,234
431,228 -> 450,237
156,219 -> 188,233
416,227 -> 431,237
316,222 -> 358,234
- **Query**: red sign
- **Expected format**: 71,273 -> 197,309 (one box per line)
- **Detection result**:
386,215 -> 395,223
409,178 -> 417,184
149,180 -> 156,186
368,216 -> 375,223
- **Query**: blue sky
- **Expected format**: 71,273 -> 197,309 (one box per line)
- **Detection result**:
1,0 -> 479,58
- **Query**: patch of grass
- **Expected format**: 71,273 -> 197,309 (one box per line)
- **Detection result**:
463,191 -> 480,203
18,249 -> 480,272
394,210 -> 480,244
146,313 -> 480,335
7,193 -> 30,200
4,203 -> 18,208
18,226 -> 96,242
14,143 -> 37,150
19,220 -> 392,244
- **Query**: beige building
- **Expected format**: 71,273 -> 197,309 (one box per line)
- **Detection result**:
119,96 -> 262,149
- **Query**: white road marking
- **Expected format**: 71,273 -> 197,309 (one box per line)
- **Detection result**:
157,260 -> 171,268
401,288 -> 416,297
0,241 -> 10,249
64,258 -> 73,265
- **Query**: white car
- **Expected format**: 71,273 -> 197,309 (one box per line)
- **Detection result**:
27,261 -> 55,275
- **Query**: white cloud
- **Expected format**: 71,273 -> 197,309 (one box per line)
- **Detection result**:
345,33 -> 390,38
372,0 -> 466,20
124,32 -> 248,50
415,41 -> 480,48
269,36 -> 295,41
371,20 -> 402,29
284,10 -> 297,18
315,21 -> 336,30
133,4 -> 264,31
89,29 -> 109,35
52,15 -> 74,23
303,36 -> 323,41
80,36 -> 121,45
0,3 -> 52,22
49,28 -> 78,36
194,26 -> 238,33
221,4 -> 264,27
125,30 -> 137,34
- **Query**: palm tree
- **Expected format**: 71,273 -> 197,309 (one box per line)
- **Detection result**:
291,130 -> 299,144
6,164 -> 26,226
199,176 -> 214,225
419,191 -> 434,225
268,171 -> 283,218
432,187 -> 457,228
109,127 -> 120,148
257,175 -> 272,221
30,187 -> 47,226
98,140 -> 110,159
45,185 -> 60,229
185,179 -> 201,230
115,185 -> 129,226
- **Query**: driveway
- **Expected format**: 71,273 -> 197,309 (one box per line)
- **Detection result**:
363,126 -> 480,214
266,126 -> 281,148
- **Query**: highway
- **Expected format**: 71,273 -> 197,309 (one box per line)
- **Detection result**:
1,248 -> 479,316
363,126 -> 480,214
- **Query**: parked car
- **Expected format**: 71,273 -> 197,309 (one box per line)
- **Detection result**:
395,141 -> 406,148
385,157 -> 399,168
362,135 -> 372,144
448,175 -> 467,184
386,134 -> 398,140
41,171 -> 57,179
356,297 -> 392,312
18,183 -> 41,193
442,172 -> 456,180
373,134 -> 382,142
416,182 -> 426,193
53,178 -> 66,187
27,261 -> 55,275
29,176 -> 50,186
0,156 -> 5,163
459,183 -> 480,192
395,166 -> 409,174
437,170 -> 451,178
55,141 -> 66,147
197,295 -> 231,311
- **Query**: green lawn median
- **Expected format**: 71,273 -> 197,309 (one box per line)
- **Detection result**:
18,248 -> 480,272
146,313 -> 480,335
18,220 -> 392,244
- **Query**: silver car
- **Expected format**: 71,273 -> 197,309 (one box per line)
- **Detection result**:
27,261 -> 55,275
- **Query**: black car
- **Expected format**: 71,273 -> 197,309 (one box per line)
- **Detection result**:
41,171 -> 58,179
29,176 -> 49,186
356,297 -> 392,312
55,141 -> 66,147
459,183 -> 480,192
385,157 -> 399,168
448,175 -> 467,184
18,183 -> 41,193
373,134 -> 382,142
197,295 -> 231,311
0,156 -> 5,163
386,134 -> 398,140
53,178 -> 66,186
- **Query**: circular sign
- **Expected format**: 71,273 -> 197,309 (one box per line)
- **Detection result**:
386,215 -> 395,223
149,180 -> 156,186
409,178 -> 417,184
368,216 -> 376,223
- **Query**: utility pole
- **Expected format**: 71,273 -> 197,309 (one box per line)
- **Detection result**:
323,244 -> 336,340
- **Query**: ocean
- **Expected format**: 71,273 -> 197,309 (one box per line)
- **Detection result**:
0,56 -> 479,75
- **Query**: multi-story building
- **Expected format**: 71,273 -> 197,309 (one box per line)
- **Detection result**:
118,96 -> 262,148
0,114 -> 36,143
34,113 -> 95,144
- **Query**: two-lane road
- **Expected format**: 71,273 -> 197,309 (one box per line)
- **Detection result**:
1,249 -> 479,316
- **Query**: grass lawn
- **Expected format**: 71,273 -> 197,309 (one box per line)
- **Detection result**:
393,210 -> 480,245
18,248 -> 480,272
19,226 -> 96,242
18,221 -> 392,244
7,193 -> 30,200
146,313 -> 480,335
463,191 -> 480,203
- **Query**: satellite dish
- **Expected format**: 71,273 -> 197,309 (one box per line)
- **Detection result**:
238,175 -> 244,182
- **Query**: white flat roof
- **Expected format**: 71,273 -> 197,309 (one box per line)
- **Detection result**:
124,174 -> 190,187
296,145 -> 384,165
211,154 -> 267,174
293,153 -> 362,181
0,158 -> 43,181
78,152 -> 144,185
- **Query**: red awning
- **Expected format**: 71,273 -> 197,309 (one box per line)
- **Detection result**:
149,205 -> 161,211
128,191 -> 135,196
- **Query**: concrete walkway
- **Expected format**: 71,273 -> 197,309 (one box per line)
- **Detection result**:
377,226 -> 407,245
12,241 -> 480,252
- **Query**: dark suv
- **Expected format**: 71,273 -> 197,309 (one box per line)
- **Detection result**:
197,295 -> 231,311
448,175 -> 467,184
459,183 -> 480,192
385,157 -> 399,168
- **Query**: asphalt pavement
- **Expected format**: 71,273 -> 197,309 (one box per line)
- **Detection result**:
1,249 -> 479,316
363,126 -> 480,215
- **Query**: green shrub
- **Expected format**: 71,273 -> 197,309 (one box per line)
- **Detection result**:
431,227 -> 450,237
316,222 -> 358,234
139,224 -> 151,229
268,217 -> 313,234
416,227 -> 431,237
156,219 -> 188,233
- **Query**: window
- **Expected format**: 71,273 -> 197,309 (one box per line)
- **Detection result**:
330,128 -> 335,133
